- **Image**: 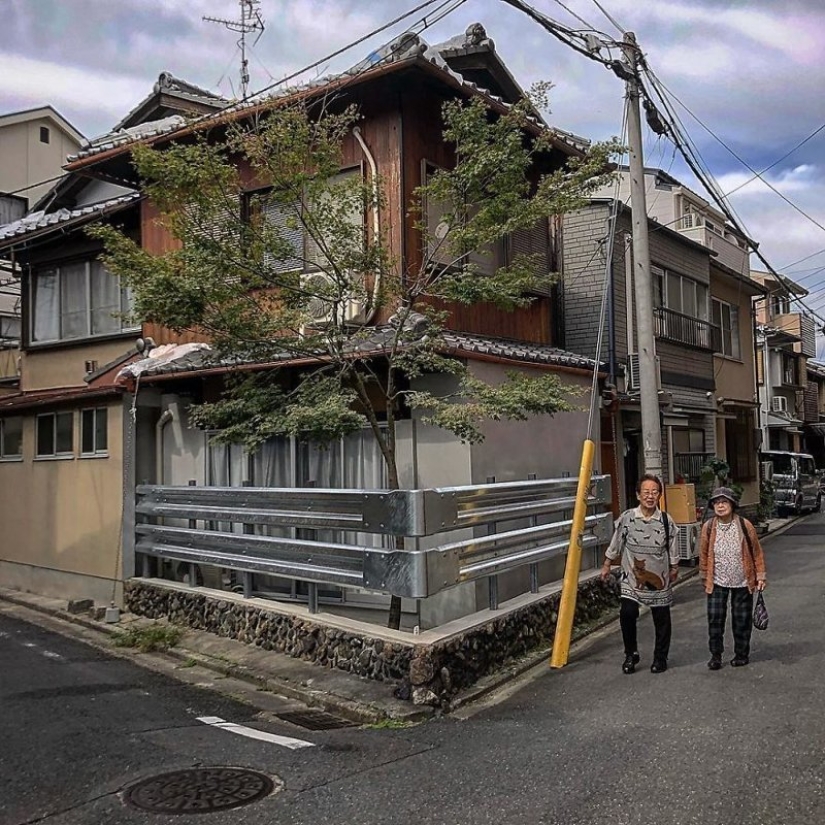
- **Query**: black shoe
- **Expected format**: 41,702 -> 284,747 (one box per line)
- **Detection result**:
730,656 -> 749,667
650,659 -> 668,674
622,652 -> 640,674
707,656 -> 722,671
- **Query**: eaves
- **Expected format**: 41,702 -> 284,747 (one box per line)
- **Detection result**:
64,55 -> 584,175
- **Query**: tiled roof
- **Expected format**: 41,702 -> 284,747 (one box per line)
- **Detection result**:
116,328 -> 601,383
69,116 -> 188,161
0,384 -> 123,413
67,26 -> 588,165
0,192 -> 141,243
111,71 -> 227,133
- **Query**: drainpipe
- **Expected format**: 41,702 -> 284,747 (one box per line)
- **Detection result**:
352,126 -> 381,322
155,408 -> 174,485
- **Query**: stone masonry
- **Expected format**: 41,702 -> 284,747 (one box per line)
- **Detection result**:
126,576 -> 621,709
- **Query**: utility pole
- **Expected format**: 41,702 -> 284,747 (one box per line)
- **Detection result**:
622,32 -> 663,478
204,0 -> 265,100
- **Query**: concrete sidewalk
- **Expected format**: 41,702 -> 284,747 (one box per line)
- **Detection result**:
0,514 -> 799,725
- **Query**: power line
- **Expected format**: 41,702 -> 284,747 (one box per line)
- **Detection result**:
646,71 -> 825,240
720,120 -> 825,199
589,0 -> 625,35
637,66 -> 825,326
245,0 -> 463,102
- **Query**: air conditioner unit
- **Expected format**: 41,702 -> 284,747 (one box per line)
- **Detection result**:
771,395 -> 788,413
761,461 -> 774,482
299,271 -> 366,334
625,353 -> 661,394
675,522 -> 700,561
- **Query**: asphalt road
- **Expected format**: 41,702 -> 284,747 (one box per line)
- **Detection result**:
2,512 -> 823,825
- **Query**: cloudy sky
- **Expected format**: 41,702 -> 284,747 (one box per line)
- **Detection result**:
4,0 -> 825,339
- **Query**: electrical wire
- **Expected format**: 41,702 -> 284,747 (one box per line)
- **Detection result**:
637,66 -> 825,325
589,0 -> 625,35
647,70 -> 825,240
245,0 -> 464,101
720,121 -> 825,200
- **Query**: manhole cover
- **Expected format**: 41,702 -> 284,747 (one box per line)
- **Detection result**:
276,710 -> 355,731
123,767 -> 276,815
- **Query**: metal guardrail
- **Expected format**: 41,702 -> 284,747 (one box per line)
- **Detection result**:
134,475 -> 613,604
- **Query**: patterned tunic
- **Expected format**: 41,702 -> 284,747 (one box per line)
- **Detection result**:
711,519 -> 747,588
605,506 -> 679,608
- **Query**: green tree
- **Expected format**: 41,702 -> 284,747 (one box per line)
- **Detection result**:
92,88 -> 619,628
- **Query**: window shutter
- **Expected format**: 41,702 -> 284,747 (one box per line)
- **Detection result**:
262,200 -> 305,273
511,219 -> 551,296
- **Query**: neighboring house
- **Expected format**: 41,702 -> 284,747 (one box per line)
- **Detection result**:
0,106 -> 85,208
803,361 -> 825,466
0,28 -> 606,624
709,259 -> 766,513
582,167 -> 764,513
562,198 -> 718,510
752,269 -> 816,452
0,106 -> 84,396
0,77 -> 227,604
592,166 -> 753,277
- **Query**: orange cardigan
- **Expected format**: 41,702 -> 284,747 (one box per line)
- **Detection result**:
698,516 -> 767,594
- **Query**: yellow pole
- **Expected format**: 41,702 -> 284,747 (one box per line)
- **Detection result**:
550,438 -> 595,668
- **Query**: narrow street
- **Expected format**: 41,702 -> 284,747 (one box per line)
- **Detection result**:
2,513 -> 823,825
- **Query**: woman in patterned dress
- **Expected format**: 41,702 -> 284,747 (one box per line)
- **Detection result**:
600,474 -> 679,674
698,487 -> 767,670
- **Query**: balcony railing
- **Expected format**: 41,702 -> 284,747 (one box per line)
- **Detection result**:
673,452 -> 713,484
654,306 -> 721,351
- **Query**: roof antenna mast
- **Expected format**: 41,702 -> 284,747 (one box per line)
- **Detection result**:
204,0 -> 266,99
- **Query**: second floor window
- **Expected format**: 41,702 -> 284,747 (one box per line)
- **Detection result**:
30,259 -> 138,344
712,298 -> 741,358
0,416 -> 22,459
653,266 -> 709,319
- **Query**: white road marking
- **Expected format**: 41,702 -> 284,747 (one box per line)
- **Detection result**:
197,716 -> 315,750
19,641 -> 64,660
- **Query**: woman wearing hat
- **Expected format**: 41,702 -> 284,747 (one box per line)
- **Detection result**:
698,486 -> 767,670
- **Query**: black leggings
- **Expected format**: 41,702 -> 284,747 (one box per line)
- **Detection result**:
619,597 -> 672,662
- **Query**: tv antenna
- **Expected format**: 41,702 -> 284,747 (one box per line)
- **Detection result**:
204,0 -> 266,99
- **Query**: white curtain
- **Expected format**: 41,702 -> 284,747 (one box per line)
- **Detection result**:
60,261 -> 88,339
32,269 -> 59,341
91,261 -> 121,335
250,437 -> 293,539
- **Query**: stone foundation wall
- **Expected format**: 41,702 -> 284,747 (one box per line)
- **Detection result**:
126,576 -> 621,708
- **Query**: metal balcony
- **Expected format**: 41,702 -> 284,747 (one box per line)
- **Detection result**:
654,306 -> 721,351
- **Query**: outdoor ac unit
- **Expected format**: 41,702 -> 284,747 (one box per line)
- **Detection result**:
771,395 -> 788,413
626,353 -> 661,394
761,461 -> 774,482
299,271 -> 366,333
675,522 -> 700,561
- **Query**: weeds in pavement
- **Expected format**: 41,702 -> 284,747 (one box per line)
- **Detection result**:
365,718 -> 414,730
112,624 -> 183,653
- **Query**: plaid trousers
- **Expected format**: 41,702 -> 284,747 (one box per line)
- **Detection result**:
707,586 -> 753,659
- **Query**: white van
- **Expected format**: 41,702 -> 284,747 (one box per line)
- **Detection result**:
762,451 -> 822,516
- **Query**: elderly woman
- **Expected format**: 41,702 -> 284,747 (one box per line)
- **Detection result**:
698,487 -> 767,670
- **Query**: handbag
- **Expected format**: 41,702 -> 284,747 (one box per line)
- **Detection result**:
752,591 -> 769,631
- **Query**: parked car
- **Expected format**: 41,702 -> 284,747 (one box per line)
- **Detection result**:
762,450 -> 822,516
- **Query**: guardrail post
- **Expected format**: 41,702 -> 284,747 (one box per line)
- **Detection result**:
187,479 -> 198,587
242,480 -> 255,598
528,473 -> 539,593
487,476 -> 499,610
307,583 -> 319,614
